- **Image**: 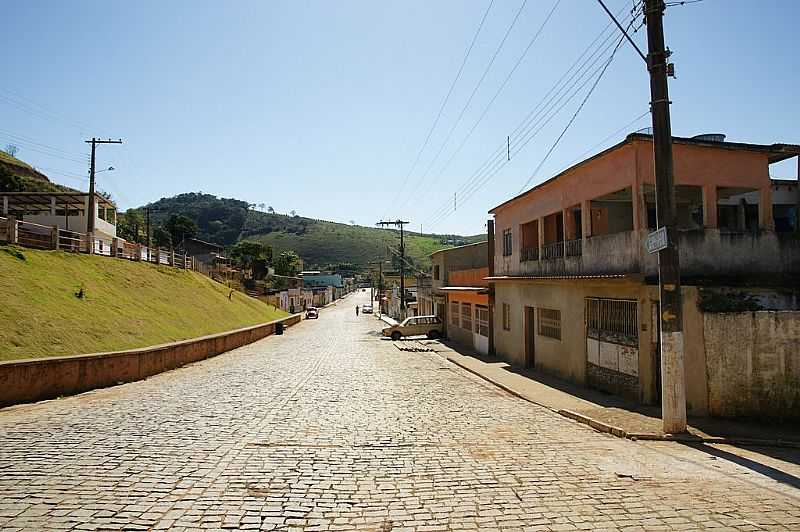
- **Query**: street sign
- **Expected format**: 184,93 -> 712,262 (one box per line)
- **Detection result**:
645,226 -> 669,254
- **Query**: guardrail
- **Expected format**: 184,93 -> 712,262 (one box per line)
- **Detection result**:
0,215 -> 194,271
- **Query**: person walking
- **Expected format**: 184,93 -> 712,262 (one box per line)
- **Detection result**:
355,305 -> 359,317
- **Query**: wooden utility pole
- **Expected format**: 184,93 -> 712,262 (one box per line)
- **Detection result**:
376,219 -> 409,318
85,137 -> 122,243
644,0 -> 686,433
145,207 -> 151,262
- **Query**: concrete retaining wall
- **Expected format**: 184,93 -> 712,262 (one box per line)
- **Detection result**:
704,311 -> 800,420
0,314 -> 302,408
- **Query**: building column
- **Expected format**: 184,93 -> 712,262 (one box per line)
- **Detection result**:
702,184 -> 718,228
631,185 -> 643,234
537,217 -> 545,258
50,197 -> 56,216
759,185 -> 774,231
2,196 -> 7,215
562,208 -> 575,240
581,200 -> 592,239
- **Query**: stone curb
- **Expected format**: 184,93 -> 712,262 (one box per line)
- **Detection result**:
445,354 -> 800,449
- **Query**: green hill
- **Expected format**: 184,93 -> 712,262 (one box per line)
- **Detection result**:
137,192 -> 482,270
0,150 -> 77,193
0,245 -> 288,361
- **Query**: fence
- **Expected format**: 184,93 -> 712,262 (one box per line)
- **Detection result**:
0,216 -> 194,271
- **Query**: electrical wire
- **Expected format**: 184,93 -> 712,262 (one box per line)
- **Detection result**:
425,24 -> 641,229
387,0 -> 495,214
423,3 -> 645,230
518,33 -> 629,192
397,0 -> 562,212
394,0 -> 529,215
420,3 -> 636,227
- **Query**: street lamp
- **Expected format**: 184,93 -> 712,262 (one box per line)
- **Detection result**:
95,166 -> 115,174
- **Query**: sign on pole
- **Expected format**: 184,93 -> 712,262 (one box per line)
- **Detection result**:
645,226 -> 669,254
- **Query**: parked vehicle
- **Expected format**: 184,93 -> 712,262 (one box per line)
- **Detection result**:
305,307 -> 319,319
382,315 -> 443,341
362,304 -> 373,314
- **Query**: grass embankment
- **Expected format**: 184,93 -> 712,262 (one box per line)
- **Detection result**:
0,246 -> 289,361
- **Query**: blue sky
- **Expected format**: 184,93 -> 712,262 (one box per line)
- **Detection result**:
2,0 -> 798,235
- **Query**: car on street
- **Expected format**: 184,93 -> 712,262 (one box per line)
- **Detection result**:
362,304 -> 373,314
305,307 -> 319,319
382,315 -> 443,341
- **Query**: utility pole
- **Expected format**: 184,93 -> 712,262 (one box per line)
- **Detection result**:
644,0 -> 686,433
376,219 -> 409,318
145,207 -> 151,262
85,137 -> 122,245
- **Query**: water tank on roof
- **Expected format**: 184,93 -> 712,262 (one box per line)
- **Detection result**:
692,133 -> 726,142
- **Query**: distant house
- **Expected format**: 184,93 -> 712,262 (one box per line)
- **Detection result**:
1,191 -> 117,253
180,237 -> 224,268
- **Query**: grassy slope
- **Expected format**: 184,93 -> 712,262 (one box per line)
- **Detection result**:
0,246 -> 288,361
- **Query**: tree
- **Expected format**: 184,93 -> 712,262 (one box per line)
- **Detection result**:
152,226 -> 171,248
290,210 -> 297,217
230,240 -> 272,271
0,167 -> 23,192
164,214 -> 198,248
257,203 -> 266,211
3,144 -> 18,157
117,210 -> 145,243
274,250 -> 301,276
267,206 -> 275,214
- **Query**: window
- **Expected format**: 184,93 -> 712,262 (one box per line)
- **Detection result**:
450,301 -> 459,326
538,308 -> 561,340
461,303 -> 472,331
476,305 -> 489,337
433,265 -> 440,280
502,303 -> 511,331
502,228 -> 513,256
585,298 -> 638,342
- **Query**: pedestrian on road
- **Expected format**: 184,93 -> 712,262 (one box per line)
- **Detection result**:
355,305 -> 359,316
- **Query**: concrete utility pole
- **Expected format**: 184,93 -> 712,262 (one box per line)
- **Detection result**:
85,137 -> 122,238
145,207 -> 151,262
369,260 -> 387,317
644,0 -> 686,433
376,220 -> 409,317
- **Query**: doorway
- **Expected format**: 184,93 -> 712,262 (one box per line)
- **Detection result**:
525,306 -> 536,369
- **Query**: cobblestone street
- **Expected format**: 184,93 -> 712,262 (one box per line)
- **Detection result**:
1,292 -> 799,531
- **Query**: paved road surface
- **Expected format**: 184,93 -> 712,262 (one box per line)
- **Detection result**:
1,292 -> 799,530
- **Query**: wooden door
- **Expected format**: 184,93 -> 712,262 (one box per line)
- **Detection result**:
525,306 -> 536,369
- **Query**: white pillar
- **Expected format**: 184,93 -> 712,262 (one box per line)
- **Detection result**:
50,197 -> 56,216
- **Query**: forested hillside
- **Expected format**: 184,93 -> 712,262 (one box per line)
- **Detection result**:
132,193 -> 481,270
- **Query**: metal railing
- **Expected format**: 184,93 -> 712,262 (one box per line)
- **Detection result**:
565,238 -> 582,257
521,246 -> 539,262
541,241 -> 565,260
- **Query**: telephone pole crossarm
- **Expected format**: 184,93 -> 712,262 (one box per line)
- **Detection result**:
84,137 -> 123,244
376,219 -> 410,317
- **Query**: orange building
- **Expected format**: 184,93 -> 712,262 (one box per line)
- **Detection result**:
488,132 -> 800,417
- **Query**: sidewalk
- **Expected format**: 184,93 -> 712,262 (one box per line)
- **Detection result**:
433,340 -> 800,447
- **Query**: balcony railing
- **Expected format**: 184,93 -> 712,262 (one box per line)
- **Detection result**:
541,241 -> 564,260
565,238 -> 582,257
521,246 -> 539,262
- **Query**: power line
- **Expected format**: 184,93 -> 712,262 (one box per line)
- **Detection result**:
421,3 -> 635,227
395,0 -> 529,214
0,88 -> 92,133
518,32 -> 631,192
425,29 -> 636,229
423,32 -> 626,228
387,0 -> 495,214
399,0 -> 562,210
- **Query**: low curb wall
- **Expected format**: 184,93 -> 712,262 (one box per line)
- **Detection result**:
0,314 -> 302,408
